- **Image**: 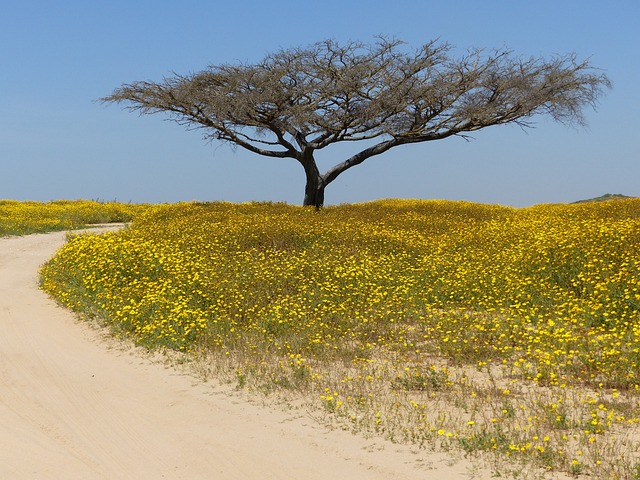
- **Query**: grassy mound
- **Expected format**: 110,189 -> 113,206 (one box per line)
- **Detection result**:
40,199 -> 640,477
573,193 -> 635,203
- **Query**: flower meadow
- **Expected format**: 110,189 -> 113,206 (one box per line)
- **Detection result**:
39,199 -> 640,478
0,199 -> 148,236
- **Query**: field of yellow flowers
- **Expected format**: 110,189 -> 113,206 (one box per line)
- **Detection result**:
0,199 -> 148,236
39,199 -> 640,478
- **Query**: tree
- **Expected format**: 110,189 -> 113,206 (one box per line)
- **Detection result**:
102,38 -> 610,209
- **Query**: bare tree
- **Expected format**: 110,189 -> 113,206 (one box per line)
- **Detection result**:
102,38 -> 611,208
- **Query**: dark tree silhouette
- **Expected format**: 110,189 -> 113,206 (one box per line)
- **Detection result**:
103,38 -> 610,208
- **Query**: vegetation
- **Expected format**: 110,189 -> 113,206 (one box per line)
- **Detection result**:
0,199 -> 148,236
573,193 -> 635,204
39,198 -> 640,478
102,37 -> 610,208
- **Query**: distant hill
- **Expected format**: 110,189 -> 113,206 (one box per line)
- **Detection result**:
572,193 -> 635,204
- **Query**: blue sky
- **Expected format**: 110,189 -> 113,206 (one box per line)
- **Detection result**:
1,0 -> 638,207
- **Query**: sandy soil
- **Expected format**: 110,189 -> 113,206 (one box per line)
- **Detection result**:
0,228 -> 497,479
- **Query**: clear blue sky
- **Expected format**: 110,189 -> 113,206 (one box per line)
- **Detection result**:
1,0 -> 638,207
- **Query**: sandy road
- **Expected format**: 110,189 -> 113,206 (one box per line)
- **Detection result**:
0,229 -> 486,479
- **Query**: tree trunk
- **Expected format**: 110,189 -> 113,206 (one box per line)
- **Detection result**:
302,164 -> 326,210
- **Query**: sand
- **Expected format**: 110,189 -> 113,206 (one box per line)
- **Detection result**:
0,228 -> 496,479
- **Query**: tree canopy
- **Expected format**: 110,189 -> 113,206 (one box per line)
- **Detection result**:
103,38 -> 611,208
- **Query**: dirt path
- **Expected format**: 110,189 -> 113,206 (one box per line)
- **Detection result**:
0,229 -> 491,479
